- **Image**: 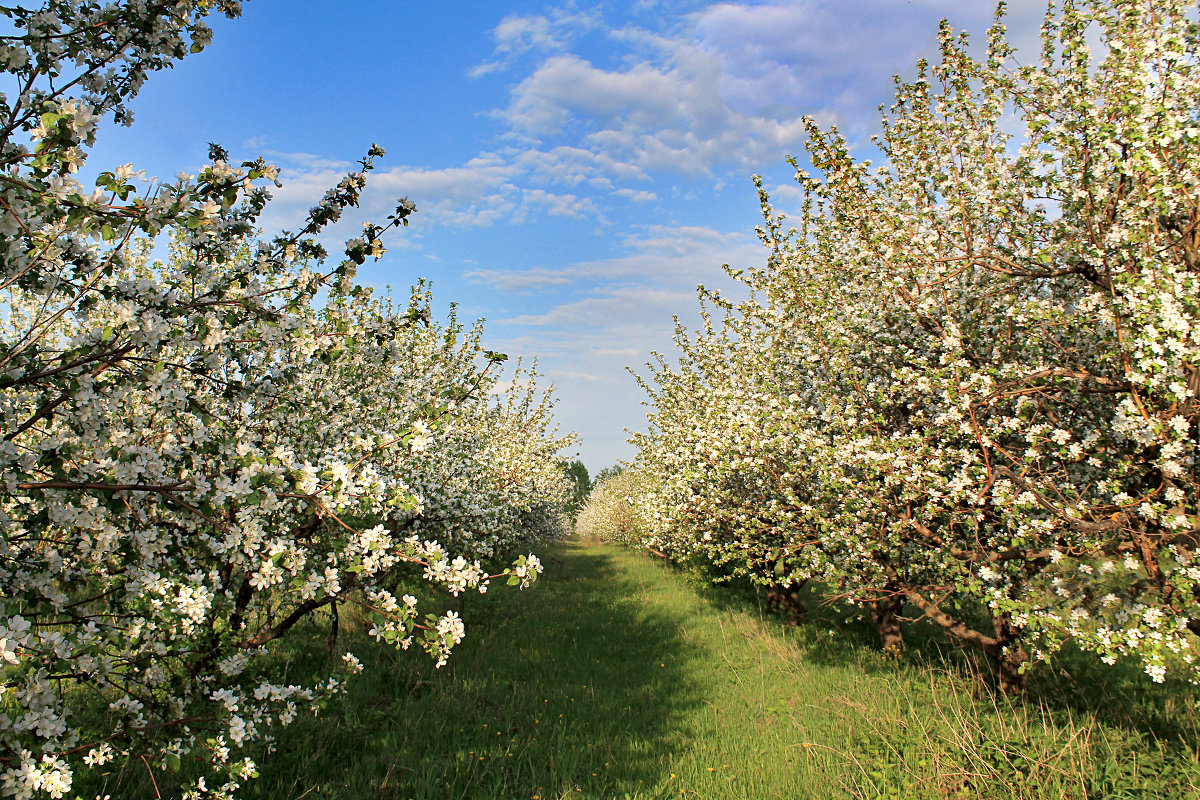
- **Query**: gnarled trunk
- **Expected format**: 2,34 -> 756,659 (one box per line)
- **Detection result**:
904,587 -> 1029,694
868,591 -> 905,654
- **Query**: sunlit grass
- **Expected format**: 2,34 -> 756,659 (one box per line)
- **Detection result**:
226,540 -> 1200,799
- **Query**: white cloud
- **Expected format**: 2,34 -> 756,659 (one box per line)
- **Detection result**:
547,369 -> 620,384
494,13 -> 568,55
499,44 -> 812,176
514,145 -> 649,184
764,181 -> 806,216
500,285 -> 698,327
464,266 -> 578,292
465,223 -> 762,293
365,156 -> 520,222
242,134 -> 272,150
624,224 -> 746,256
595,346 -> 641,357
253,153 -> 524,241
469,9 -> 599,78
478,1 -> 1051,188
507,54 -> 684,136
694,1 -> 1049,127
517,188 -> 603,221
254,0 -> 1049,257
254,143 -> 630,242
612,187 -> 657,202
265,150 -> 354,172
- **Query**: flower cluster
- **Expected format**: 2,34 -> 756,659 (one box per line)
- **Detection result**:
612,0 -> 1199,694
0,2 -> 572,797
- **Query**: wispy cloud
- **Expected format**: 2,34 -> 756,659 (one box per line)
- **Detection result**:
253,153 -> 524,241
516,188 -> 604,222
264,150 -> 355,172
465,223 -> 762,294
500,285 -> 698,327
547,369 -> 620,384
513,145 -> 649,185
469,9 -> 599,78
612,187 -> 656,202
464,266 -> 580,292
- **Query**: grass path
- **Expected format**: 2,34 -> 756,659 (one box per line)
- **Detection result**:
246,540 -> 1200,800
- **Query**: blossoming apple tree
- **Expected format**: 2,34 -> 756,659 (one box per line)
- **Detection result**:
0,2 -> 572,797
574,468 -> 644,545
622,0 -> 1198,693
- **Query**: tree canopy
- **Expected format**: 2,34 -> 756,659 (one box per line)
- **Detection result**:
601,0 -> 1199,694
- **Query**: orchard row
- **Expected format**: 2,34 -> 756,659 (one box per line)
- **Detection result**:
0,3 -> 573,798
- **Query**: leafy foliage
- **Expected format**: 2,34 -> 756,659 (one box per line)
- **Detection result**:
559,458 -> 592,518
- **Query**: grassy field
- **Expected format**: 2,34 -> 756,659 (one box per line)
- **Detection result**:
201,539 -> 1200,800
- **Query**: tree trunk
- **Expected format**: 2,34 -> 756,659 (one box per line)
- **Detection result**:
326,600 -> 340,653
766,581 -> 806,624
903,587 -> 1026,694
869,592 -> 905,654
986,613 -> 1029,695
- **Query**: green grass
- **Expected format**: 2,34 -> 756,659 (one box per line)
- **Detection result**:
228,540 -> 1200,800
85,539 -> 1200,799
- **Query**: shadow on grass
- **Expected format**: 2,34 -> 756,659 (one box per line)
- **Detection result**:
655,552 -> 1200,751
247,541 -> 705,800
655,558 -> 885,662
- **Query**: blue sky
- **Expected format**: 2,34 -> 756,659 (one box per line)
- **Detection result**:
88,0 -> 1045,473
